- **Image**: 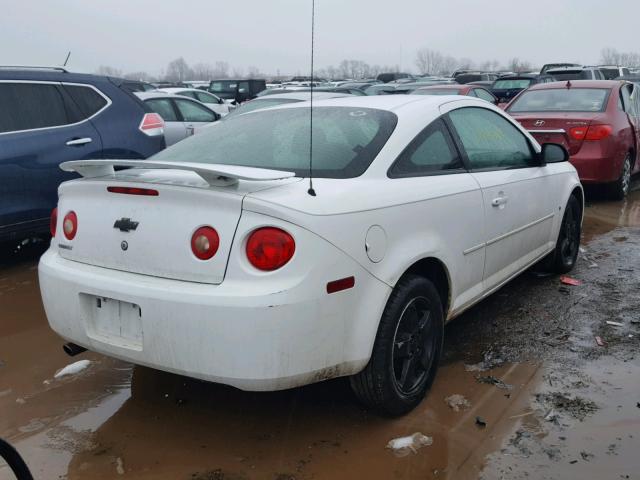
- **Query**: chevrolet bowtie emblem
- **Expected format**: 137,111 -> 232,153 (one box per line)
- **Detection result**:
113,218 -> 139,233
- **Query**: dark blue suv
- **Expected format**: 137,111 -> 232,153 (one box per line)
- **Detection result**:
0,67 -> 166,241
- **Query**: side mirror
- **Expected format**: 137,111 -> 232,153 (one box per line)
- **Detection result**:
540,143 -> 569,164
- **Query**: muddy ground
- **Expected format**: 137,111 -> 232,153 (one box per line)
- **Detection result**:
1,185 -> 639,480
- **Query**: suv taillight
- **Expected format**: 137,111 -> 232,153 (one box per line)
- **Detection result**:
63,211 -> 78,240
50,208 -> 58,237
246,227 -> 295,271
139,113 -> 164,137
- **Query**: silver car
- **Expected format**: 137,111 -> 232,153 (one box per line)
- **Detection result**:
135,92 -> 220,146
157,87 -> 231,117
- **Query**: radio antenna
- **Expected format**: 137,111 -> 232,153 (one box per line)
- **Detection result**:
63,51 -> 71,67
307,0 -> 317,196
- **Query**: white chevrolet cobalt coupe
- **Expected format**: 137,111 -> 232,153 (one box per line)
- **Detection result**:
39,95 -> 583,415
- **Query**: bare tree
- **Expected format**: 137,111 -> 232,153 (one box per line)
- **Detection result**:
95,65 -> 122,77
165,57 -> 192,82
212,61 -> 230,78
191,63 -> 216,80
415,48 -> 444,75
506,58 -> 533,73
123,71 -> 155,82
600,47 -> 620,65
246,66 -> 262,78
232,66 -> 245,78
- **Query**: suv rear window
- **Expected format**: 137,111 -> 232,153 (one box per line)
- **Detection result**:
153,106 -> 397,178
508,88 -> 610,113
549,70 -> 591,80
0,83 -> 70,133
414,88 -> 462,96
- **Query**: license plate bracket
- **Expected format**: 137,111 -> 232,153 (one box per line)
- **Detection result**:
81,294 -> 143,350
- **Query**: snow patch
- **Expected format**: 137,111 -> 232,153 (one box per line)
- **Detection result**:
386,432 -> 433,457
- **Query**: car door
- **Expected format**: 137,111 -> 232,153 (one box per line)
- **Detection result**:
143,97 -> 186,146
0,81 -> 103,236
173,98 -> 218,136
444,104 -> 561,292
620,83 -> 640,173
387,118 -> 486,314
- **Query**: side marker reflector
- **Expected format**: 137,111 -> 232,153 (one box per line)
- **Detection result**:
327,276 -> 355,294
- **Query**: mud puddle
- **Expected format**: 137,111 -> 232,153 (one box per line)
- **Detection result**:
2,184 -> 640,479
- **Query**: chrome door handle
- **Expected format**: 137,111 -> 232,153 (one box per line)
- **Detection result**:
492,196 -> 508,207
66,137 -> 92,146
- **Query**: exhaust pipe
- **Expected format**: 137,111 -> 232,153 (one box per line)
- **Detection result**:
63,342 -> 87,357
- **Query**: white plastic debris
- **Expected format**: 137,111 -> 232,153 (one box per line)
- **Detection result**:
606,321 -> 624,327
386,432 -> 433,457
445,394 -> 471,412
54,360 -> 92,379
116,457 -> 125,475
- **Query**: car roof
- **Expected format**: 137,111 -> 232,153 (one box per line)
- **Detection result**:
495,74 -> 540,80
251,92 -> 352,101
158,87 -> 207,94
527,80 -> 622,90
264,94 -> 482,114
415,85 -> 464,90
0,68 -> 109,83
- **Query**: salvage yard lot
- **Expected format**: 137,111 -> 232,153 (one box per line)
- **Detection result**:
1,185 -> 638,480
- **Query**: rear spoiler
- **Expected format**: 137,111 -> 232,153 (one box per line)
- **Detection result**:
60,160 -> 295,186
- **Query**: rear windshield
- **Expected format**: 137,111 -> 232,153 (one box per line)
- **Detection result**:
152,107 -> 398,178
508,88 -> 610,113
492,79 -> 532,90
549,70 -> 590,80
600,68 -> 620,80
414,89 -> 462,96
223,98 -> 302,120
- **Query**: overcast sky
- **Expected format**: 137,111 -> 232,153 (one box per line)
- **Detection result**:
1,0 -> 639,76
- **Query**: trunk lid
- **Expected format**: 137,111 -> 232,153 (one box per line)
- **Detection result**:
510,112 -> 605,155
56,165 -> 299,284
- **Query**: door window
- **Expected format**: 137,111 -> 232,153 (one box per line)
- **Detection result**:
389,119 -> 462,177
448,107 -> 535,170
176,90 -> 198,99
175,99 -> 217,122
0,82 -> 71,133
145,98 -> 179,122
196,91 -> 220,104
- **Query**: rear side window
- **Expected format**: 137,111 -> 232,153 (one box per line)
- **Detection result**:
389,119 -> 462,177
196,91 -> 219,104
449,107 -> 535,170
145,98 -> 179,121
0,82 -> 70,133
475,88 -> 496,103
176,90 -> 198,99
63,85 -> 108,119
508,88 -> 610,113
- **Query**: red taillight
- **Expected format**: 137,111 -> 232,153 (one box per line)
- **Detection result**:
63,211 -> 77,240
107,186 -> 159,196
191,226 -> 220,260
585,124 -> 612,141
246,227 -> 295,271
568,126 -> 588,140
50,208 -> 58,237
327,276 -> 355,294
139,113 -> 164,137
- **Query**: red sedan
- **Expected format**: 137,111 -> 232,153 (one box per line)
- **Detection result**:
507,80 -> 639,199
413,84 -> 498,105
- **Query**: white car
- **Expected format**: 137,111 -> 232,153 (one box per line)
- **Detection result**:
135,92 -> 220,146
223,91 -> 352,120
39,95 -> 583,415
158,87 -> 231,117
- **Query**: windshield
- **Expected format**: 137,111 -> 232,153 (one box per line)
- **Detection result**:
508,88 -> 610,113
152,106 -> 398,178
223,98 -> 302,120
414,88 -> 461,96
492,79 -> 532,90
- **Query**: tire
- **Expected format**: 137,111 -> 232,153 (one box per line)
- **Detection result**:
543,195 -> 581,274
608,154 -> 632,200
350,274 -> 444,416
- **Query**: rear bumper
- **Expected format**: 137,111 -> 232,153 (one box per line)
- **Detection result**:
570,144 -> 624,184
39,249 -> 391,391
